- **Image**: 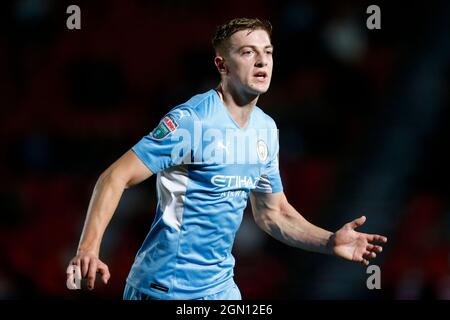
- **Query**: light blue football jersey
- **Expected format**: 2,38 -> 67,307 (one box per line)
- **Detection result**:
126,89 -> 283,299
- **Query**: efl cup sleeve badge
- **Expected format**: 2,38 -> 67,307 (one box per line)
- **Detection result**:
151,114 -> 179,140
257,139 -> 268,162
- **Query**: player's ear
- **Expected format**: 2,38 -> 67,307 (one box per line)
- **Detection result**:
214,56 -> 228,75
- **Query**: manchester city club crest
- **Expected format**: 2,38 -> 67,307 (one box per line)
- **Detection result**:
256,139 -> 268,162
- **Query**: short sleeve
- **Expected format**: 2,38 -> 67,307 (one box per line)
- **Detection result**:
254,124 -> 283,193
132,106 -> 200,174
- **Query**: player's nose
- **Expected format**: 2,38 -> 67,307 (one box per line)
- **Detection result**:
255,58 -> 268,68
254,52 -> 269,68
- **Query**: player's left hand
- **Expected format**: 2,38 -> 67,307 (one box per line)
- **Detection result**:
329,216 -> 387,266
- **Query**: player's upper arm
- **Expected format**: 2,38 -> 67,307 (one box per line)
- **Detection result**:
101,149 -> 153,189
250,191 -> 285,225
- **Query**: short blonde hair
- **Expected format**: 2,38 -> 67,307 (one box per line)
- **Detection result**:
212,18 -> 272,54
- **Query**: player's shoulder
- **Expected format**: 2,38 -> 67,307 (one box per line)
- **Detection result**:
168,89 -> 218,121
253,106 -> 278,129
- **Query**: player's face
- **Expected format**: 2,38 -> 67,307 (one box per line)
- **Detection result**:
224,29 -> 273,95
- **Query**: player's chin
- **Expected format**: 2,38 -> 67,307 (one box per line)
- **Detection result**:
249,83 -> 271,95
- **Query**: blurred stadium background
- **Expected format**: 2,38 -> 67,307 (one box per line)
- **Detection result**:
0,0 -> 449,299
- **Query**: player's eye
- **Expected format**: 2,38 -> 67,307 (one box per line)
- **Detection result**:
242,50 -> 253,56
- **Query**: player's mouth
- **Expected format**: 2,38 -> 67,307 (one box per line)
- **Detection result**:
254,71 -> 268,82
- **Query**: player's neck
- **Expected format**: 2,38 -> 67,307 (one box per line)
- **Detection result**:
216,83 -> 258,129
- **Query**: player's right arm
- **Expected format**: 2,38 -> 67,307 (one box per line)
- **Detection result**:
66,149 -> 152,290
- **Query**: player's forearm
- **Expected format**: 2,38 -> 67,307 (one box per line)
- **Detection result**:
257,202 -> 333,255
77,171 -> 127,256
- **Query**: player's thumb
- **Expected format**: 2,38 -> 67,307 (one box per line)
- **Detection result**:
349,215 -> 366,229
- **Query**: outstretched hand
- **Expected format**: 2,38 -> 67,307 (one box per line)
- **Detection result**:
329,216 -> 387,266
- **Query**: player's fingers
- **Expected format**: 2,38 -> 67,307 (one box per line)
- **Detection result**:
367,244 -> 383,253
363,251 -> 376,259
87,260 -> 98,290
362,258 -> 369,266
73,258 -> 81,267
367,234 -> 388,243
97,262 -> 110,284
347,216 -> 366,230
81,256 -> 90,278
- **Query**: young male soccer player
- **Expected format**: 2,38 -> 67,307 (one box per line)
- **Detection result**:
66,18 -> 387,300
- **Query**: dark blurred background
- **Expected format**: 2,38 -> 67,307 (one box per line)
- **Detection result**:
0,0 -> 449,300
